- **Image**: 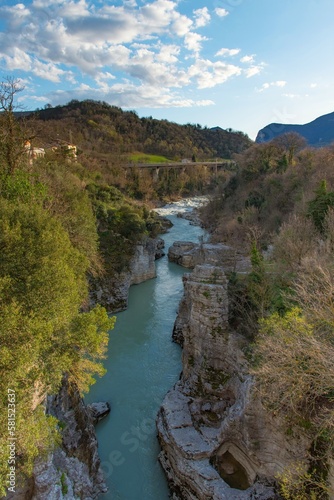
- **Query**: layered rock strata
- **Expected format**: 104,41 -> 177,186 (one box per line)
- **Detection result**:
90,236 -> 164,312
7,378 -> 109,500
157,264 -> 310,500
35,378 -> 108,499
168,241 -> 250,272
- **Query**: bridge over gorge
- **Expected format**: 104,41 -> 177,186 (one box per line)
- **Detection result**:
123,160 -> 236,181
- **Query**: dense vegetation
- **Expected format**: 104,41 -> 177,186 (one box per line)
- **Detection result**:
17,99 -> 250,203
201,133 -> 334,498
2,76 -> 333,498
0,79 -> 158,495
31,99 -> 251,160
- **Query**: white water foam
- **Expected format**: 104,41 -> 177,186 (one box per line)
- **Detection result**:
153,196 -> 209,216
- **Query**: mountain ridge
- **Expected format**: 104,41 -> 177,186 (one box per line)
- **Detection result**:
256,110 -> 334,146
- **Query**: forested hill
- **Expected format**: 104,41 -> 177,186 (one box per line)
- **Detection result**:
255,110 -> 334,147
28,99 -> 252,159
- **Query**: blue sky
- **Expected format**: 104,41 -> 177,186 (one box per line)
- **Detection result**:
0,0 -> 333,139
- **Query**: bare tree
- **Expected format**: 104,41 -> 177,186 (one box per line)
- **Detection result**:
272,132 -> 307,166
0,76 -> 28,174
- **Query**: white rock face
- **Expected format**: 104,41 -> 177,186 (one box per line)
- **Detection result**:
168,241 -> 250,272
157,264 -> 310,500
7,377 -> 107,500
130,238 -> 158,284
89,237 -> 164,312
32,377 -> 107,500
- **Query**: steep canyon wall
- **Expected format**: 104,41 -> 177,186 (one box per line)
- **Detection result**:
157,263 -> 310,500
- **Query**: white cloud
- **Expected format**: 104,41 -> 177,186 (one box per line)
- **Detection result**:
257,80 -> 287,92
216,48 -> 240,57
310,83 -> 318,88
123,0 -> 137,7
240,54 -> 255,63
47,81 -> 214,109
283,93 -> 309,99
32,60 -> 70,82
171,13 -> 193,36
215,8 -> 229,18
29,95 -> 49,102
184,32 -> 207,54
58,0 -> 90,18
3,47 -> 32,71
244,65 -> 263,78
0,0 -> 266,110
189,59 -> 241,89
193,7 -> 211,28
156,44 -> 180,63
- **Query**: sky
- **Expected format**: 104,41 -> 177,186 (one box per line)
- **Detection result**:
0,0 -> 334,140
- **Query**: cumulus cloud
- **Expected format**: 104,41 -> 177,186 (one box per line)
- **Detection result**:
184,32 -> 207,54
48,81 -> 214,109
257,80 -> 287,91
32,60 -> 72,83
240,54 -> 255,63
189,59 -> 241,89
0,0 -> 265,110
216,48 -> 240,57
244,66 -> 263,78
193,7 -> 211,28
215,8 -> 229,17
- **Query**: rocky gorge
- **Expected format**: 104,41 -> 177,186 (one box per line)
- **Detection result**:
7,233 -> 166,500
156,253 -> 314,498
7,198 -> 332,500
89,236 -> 165,313
7,377 -> 110,500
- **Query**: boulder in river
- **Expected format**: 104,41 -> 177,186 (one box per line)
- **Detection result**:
87,402 -> 111,424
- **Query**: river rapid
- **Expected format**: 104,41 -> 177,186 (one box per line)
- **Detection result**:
85,197 -> 207,500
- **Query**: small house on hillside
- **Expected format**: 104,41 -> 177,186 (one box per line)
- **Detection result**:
24,141 -> 45,164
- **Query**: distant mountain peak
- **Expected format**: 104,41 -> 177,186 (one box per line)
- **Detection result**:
256,111 -> 334,147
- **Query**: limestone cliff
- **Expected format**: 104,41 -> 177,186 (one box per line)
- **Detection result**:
7,377 -> 109,500
89,236 -> 164,312
157,264 -> 310,499
168,241 -> 250,272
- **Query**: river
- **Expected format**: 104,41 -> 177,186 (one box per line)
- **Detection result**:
85,197 -> 207,500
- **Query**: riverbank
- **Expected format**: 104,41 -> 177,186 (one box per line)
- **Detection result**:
84,198 -> 207,499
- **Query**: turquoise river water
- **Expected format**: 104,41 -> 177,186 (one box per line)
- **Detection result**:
85,198 -> 207,500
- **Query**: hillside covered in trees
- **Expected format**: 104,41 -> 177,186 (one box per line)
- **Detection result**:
0,79 -> 166,496
27,99 -> 252,161
13,99 -> 252,203
200,133 -> 334,498
2,74 -> 334,498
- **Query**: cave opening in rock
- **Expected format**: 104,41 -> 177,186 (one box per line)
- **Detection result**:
212,450 -> 251,490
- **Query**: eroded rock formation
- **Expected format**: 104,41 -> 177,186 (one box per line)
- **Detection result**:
157,264 -> 310,499
7,377 -> 109,500
168,241 -> 250,272
34,377 -> 108,499
90,236 -> 164,312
